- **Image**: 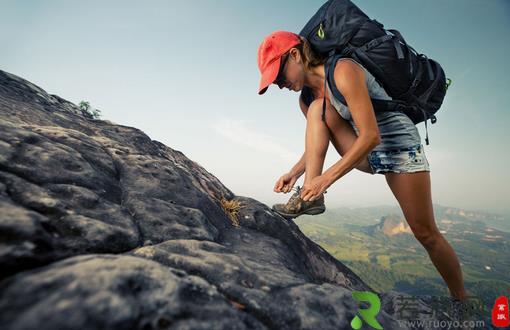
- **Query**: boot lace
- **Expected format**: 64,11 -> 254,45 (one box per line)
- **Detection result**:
287,185 -> 327,206
290,185 -> 327,195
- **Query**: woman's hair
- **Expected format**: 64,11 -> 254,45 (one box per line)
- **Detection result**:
293,36 -> 326,71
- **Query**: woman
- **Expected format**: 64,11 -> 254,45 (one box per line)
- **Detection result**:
257,30 -> 467,301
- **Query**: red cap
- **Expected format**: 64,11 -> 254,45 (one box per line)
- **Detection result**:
257,30 -> 301,95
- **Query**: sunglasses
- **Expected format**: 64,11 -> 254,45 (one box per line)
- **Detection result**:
274,53 -> 290,85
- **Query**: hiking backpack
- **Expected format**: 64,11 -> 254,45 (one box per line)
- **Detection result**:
298,0 -> 452,145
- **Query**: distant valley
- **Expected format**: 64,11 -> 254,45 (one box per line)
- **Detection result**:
295,204 -> 510,312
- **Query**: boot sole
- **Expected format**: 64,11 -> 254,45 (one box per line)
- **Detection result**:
272,206 -> 325,219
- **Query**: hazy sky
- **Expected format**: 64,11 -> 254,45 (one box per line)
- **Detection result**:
1,0 -> 509,214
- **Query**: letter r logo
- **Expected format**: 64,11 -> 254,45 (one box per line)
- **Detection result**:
351,291 -> 383,329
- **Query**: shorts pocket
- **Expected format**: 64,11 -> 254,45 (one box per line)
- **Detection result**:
370,149 -> 418,168
390,151 -> 416,166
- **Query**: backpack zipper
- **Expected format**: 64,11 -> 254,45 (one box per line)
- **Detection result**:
316,0 -> 335,39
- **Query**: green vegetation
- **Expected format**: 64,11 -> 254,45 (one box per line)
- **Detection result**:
79,100 -> 102,119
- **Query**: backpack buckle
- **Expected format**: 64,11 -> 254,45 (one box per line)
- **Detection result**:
340,44 -> 354,57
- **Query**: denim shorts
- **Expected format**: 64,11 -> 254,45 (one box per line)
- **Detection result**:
367,143 -> 430,175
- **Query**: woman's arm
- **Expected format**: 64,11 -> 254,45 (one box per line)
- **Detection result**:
322,59 -> 381,183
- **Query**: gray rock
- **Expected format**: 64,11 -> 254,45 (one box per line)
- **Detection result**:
0,254 -> 263,330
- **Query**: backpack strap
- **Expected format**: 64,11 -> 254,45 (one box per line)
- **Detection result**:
322,67 -> 327,121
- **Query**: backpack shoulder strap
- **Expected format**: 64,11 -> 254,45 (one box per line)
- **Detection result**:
325,54 -> 347,106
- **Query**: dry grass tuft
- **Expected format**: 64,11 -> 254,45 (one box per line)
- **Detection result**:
219,195 -> 244,227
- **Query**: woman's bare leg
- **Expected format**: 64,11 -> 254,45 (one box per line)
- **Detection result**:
385,171 -> 468,300
303,100 -> 330,185
303,98 -> 373,188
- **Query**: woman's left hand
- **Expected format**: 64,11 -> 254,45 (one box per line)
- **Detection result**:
300,174 -> 332,201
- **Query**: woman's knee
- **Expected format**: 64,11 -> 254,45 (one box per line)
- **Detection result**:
307,99 -> 326,121
413,226 -> 442,250
307,98 -> 339,127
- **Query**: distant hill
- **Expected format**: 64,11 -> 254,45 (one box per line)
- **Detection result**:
363,214 -> 413,236
319,204 -> 510,232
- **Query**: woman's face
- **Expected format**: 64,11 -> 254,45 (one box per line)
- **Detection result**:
273,48 -> 305,92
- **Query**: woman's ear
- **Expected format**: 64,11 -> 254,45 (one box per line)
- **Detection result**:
290,48 -> 301,63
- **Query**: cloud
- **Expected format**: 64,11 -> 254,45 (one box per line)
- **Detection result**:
211,118 -> 299,162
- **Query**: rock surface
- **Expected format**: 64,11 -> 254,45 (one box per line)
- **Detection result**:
0,69 -> 467,329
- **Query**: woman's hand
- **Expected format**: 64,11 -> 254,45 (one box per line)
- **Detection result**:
274,172 -> 298,193
300,175 -> 332,201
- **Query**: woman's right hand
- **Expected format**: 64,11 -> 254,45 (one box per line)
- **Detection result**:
274,173 -> 298,193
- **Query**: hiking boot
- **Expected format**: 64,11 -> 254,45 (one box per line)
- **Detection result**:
272,185 -> 326,219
